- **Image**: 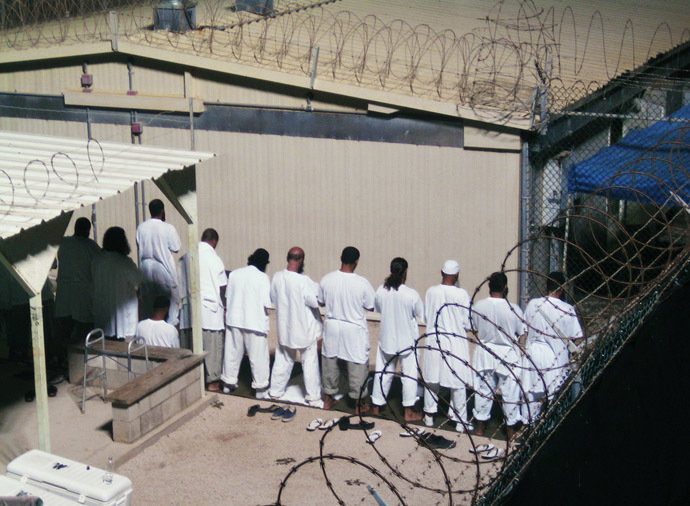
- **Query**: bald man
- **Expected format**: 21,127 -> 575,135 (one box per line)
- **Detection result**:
268,247 -> 323,406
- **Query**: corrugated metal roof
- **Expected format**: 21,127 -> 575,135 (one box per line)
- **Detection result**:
0,130 -> 214,240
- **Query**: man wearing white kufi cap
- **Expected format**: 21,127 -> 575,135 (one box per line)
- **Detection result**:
422,260 -> 474,432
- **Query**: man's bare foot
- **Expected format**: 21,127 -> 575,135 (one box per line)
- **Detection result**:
404,407 -> 423,422
475,420 -> 486,437
371,405 -> 381,416
355,402 -> 371,414
323,395 -> 338,410
206,381 -> 221,392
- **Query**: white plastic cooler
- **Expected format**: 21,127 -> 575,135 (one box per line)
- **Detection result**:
5,450 -> 132,506
0,474 -> 74,505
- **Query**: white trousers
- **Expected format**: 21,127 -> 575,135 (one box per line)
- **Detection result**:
371,347 -> 419,408
472,369 -> 522,426
423,383 -> 470,424
269,342 -> 321,402
220,326 -> 269,390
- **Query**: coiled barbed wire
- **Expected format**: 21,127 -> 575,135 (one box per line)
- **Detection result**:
2,1 -> 689,123
262,123 -> 690,505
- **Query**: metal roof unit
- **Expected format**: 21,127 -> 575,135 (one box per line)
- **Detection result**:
0,130 -> 215,240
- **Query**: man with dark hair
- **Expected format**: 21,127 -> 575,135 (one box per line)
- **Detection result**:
92,227 -> 142,341
521,271 -> 583,424
54,217 -> 101,365
221,248 -> 272,399
136,198 -> 182,326
371,257 -> 424,421
135,295 -> 180,348
319,246 -> 375,412
268,247 -> 323,405
198,228 -> 227,391
471,272 -> 526,438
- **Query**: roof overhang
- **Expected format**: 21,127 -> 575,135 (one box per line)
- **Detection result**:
0,130 -> 214,242
0,41 -> 531,131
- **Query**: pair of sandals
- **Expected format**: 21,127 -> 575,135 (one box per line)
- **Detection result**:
306,417 -> 339,431
470,443 -> 503,460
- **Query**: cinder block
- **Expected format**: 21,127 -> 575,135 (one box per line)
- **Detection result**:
148,384 -> 172,408
186,366 -> 201,386
68,352 -> 85,384
140,404 -> 163,435
169,374 -> 188,395
161,391 -> 183,421
182,382 -> 202,408
112,403 -> 140,423
113,418 -> 141,444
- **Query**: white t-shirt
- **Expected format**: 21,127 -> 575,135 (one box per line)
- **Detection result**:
374,284 -> 423,355
199,242 -> 228,331
471,296 -> 526,375
319,270 -> 375,364
225,265 -> 271,334
423,284 -> 472,387
55,235 -> 101,322
271,270 -> 322,349
136,218 -> 181,286
135,319 -> 180,348
92,251 -> 143,339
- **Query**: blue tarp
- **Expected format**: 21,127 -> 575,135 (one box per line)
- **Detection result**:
568,104 -> 690,206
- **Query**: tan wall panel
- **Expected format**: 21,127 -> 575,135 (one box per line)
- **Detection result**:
195,131 -> 521,302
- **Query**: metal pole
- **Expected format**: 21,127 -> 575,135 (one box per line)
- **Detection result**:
30,293 -> 51,452
519,139 -> 531,308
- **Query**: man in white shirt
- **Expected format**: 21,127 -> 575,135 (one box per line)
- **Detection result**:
136,199 -> 181,326
198,229 -> 228,392
135,296 -> 180,348
422,260 -> 474,432
471,272 -> 526,439
268,247 -> 323,405
319,246 -> 375,413
521,271 -> 583,424
371,257 -> 424,422
54,217 -> 101,365
221,248 -> 272,399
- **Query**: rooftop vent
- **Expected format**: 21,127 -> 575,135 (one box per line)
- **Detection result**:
235,0 -> 275,16
153,1 -> 197,32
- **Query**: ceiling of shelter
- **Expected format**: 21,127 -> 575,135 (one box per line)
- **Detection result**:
1,0 -> 690,127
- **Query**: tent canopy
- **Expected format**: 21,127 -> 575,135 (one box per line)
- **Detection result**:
568,104 -> 690,206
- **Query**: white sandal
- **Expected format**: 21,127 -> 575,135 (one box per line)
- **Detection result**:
306,418 -> 323,431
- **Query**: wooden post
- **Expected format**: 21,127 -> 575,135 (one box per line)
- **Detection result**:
30,294 -> 51,453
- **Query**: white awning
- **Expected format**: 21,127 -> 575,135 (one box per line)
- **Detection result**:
0,130 -> 215,240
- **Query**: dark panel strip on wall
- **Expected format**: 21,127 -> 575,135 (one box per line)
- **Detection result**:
0,92 -> 464,148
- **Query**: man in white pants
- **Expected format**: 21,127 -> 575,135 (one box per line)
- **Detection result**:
221,248 -> 271,399
136,199 -> 181,326
319,246 -> 375,413
471,272 -> 526,439
268,247 -> 323,406
198,228 -> 228,392
422,260 -> 474,432
371,257 -> 424,422
521,271 -> 583,424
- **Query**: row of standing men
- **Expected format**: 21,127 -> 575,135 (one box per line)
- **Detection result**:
54,201 -> 582,433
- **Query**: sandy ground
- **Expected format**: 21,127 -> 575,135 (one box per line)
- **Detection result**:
118,394 -> 509,506
0,313 -> 515,505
